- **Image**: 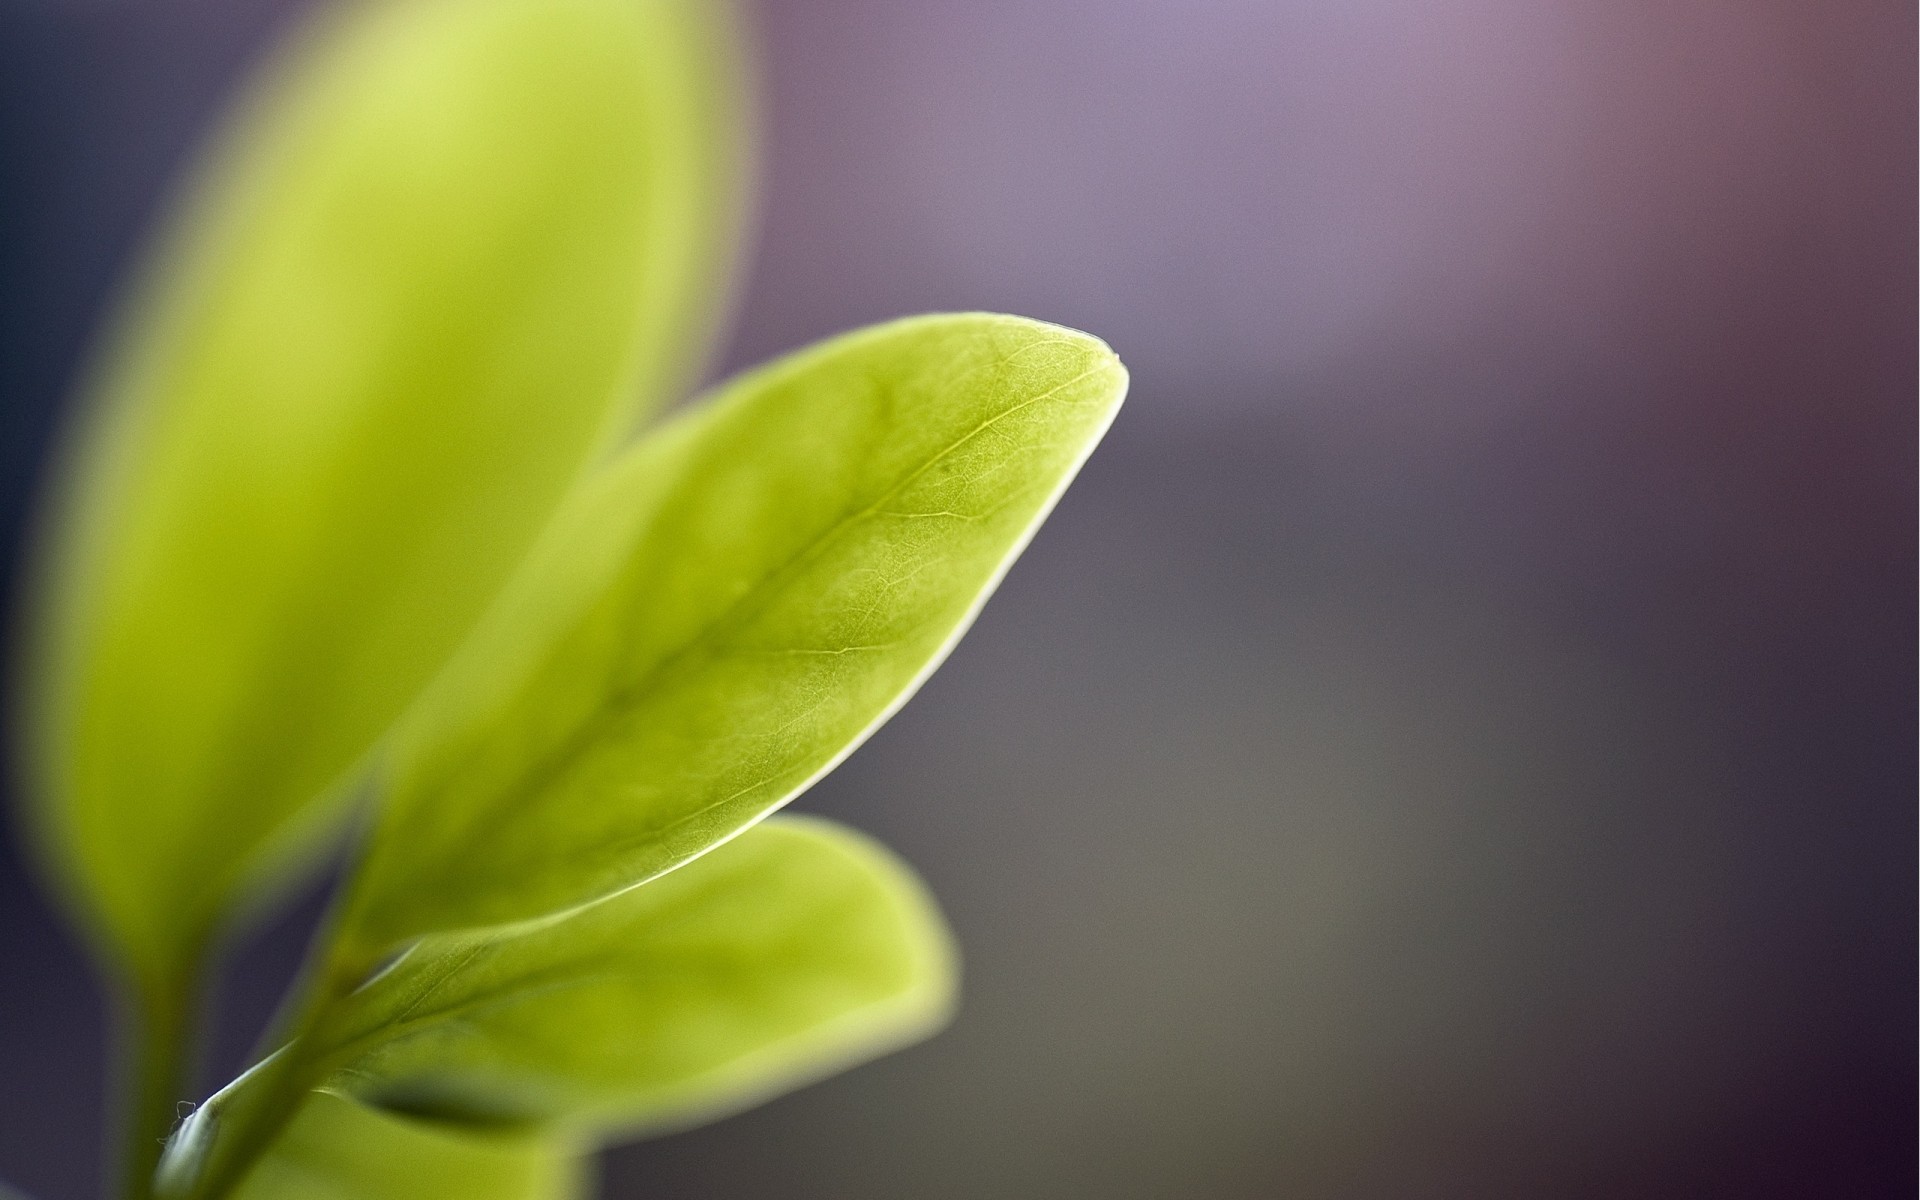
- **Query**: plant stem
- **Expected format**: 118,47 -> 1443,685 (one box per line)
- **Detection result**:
177,908 -> 377,1200
116,953 -> 204,1200
177,971 -> 345,1200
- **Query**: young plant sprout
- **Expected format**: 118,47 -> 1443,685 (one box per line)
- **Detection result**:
11,0 -> 1126,1197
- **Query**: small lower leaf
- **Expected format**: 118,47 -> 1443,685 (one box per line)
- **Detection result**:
314,816 -> 954,1137
231,1091 -> 582,1200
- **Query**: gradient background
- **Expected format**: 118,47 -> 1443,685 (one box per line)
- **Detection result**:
1,0 -> 1914,1197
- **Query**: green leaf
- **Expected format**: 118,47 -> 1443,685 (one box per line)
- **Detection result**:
340,313 -> 1127,954
231,1092 -> 583,1200
319,817 -> 953,1136
18,0 -> 745,978
169,816 -> 950,1183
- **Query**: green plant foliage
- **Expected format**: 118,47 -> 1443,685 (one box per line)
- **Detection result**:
176,817 -> 950,1187
19,0 -> 741,980
336,313 -> 1126,961
151,313 -> 1120,1200
232,1093 -> 581,1200
326,817 -> 952,1134
13,0 -> 1126,1196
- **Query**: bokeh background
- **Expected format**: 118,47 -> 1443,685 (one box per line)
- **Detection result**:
1,0 -> 1913,1196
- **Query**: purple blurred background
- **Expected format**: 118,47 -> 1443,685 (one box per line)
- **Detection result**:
1,0 -> 1913,1196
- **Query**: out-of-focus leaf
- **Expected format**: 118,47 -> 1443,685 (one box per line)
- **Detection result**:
18,0 -> 744,978
339,313 -> 1127,954
231,1091 -> 583,1200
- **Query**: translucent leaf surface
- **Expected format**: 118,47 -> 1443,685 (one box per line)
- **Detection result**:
341,313 -> 1127,953
318,817 -> 953,1136
19,0 -> 743,977
167,816 -> 950,1183
231,1092 -> 582,1200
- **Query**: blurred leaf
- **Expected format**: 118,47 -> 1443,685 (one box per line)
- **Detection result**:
231,1091 -> 582,1200
340,313 -> 1127,953
19,0 -> 744,978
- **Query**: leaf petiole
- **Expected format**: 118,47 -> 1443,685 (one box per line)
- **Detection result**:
154,921 -> 373,1200
116,949 -> 207,1200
